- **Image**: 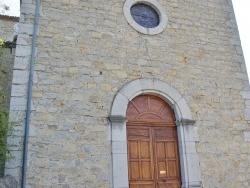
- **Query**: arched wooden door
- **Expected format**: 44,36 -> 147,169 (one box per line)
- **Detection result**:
126,95 -> 181,188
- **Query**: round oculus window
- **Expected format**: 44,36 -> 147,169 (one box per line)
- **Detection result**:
123,0 -> 168,35
130,4 -> 159,28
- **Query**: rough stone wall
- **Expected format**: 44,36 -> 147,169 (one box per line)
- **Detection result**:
0,48 -> 15,108
0,16 -> 19,41
0,175 -> 18,188
7,0 -> 250,187
4,1 -> 33,186
0,16 -> 18,188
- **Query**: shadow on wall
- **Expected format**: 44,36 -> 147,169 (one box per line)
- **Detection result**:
0,38 -> 16,184
0,38 -> 16,109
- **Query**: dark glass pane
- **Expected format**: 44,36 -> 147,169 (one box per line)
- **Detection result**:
131,3 -> 159,28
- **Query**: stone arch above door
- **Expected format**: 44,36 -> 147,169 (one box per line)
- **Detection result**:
108,78 -> 202,188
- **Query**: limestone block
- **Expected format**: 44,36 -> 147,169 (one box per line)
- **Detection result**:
12,73 -> 28,89
111,92 -> 129,117
244,132 -> 250,142
244,109 -> 250,120
112,141 -> 127,154
234,123 -> 248,131
68,67 -> 78,74
111,122 -> 127,142
13,57 -> 29,70
0,175 -> 18,188
9,97 -> 27,110
63,144 -> 77,153
241,91 -> 250,99
101,83 -> 112,91
112,153 -> 129,188
21,4 -> 36,15
236,73 -> 249,81
119,79 -> 143,100
176,98 -> 192,120
11,84 -> 27,97
14,45 -> 31,57
186,154 -> 202,183
178,141 -> 197,154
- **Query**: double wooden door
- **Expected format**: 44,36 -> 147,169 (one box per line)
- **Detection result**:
126,95 -> 181,188
127,125 -> 181,188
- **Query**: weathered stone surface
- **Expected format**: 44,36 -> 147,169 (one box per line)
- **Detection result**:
6,0 -> 250,187
244,132 -> 250,142
0,16 -> 18,41
0,175 -> 18,188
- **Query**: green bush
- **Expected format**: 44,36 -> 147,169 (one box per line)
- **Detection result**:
0,40 -> 12,177
0,108 -> 11,176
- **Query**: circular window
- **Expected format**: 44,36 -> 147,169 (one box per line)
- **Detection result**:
130,4 -> 159,28
123,0 -> 168,35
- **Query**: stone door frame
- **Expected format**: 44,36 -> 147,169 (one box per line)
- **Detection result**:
108,78 -> 202,188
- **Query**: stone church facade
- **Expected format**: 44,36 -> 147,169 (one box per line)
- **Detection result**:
3,0 -> 250,187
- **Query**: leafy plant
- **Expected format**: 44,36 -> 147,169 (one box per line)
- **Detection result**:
0,39 -> 13,177
0,108 -> 11,175
0,39 -> 3,57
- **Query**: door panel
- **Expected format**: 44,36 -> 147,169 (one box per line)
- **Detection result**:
153,127 -> 180,181
127,95 -> 181,188
141,161 -> 152,179
156,142 -> 165,159
141,141 -> 150,159
127,126 -> 181,187
156,181 -> 180,188
129,141 -> 139,159
127,127 -> 154,183
127,128 -> 150,139
153,127 -> 176,140
130,181 -> 155,188
168,160 -> 178,178
130,161 -> 140,179
157,161 -> 167,178
166,142 -> 176,159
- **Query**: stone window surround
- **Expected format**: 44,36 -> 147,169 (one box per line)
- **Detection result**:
123,0 -> 168,35
108,78 -> 202,188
